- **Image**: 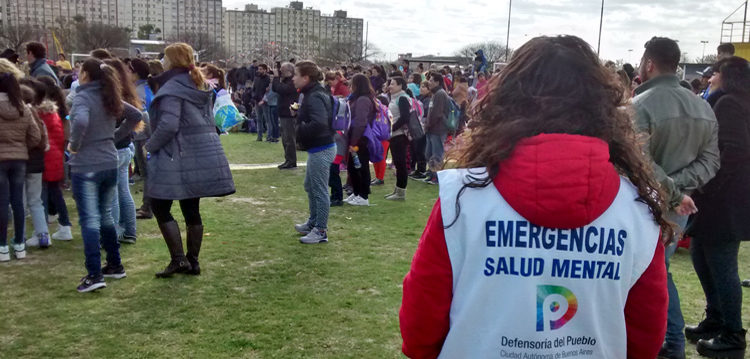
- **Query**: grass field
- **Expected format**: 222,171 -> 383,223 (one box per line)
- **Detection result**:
0,132 -> 749,358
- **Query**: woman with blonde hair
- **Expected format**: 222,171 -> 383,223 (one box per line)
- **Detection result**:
146,43 -> 235,278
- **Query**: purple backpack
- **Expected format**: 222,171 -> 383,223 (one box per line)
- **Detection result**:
363,99 -> 392,163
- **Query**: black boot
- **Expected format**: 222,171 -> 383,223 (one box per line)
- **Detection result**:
686,317 -> 723,342
185,224 -> 203,275
697,329 -> 747,359
155,221 -> 192,278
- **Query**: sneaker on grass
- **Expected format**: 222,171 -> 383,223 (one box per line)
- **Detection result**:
347,196 -> 370,206
0,246 -> 9,262
344,193 -> 356,204
77,275 -> 106,293
118,234 -> 137,244
299,228 -> 328,244
294,222 -> 313,235
52,225 -> 73,241
102,263 -> 127,279
12,243 -> 25,259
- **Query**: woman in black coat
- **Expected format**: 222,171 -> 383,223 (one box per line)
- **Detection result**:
686,56 -> 750,358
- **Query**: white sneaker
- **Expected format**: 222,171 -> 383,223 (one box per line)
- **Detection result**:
13,243 -> 26,259
0,246 -> 9,262
52,226 -> 73,241
347,196 -> 370,206
344,194 -> 356,203
47,214 -> 58,224
299,228 -> 328,244
26,234 -> 40,247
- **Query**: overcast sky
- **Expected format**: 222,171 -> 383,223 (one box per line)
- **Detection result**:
224,0 -> 745,63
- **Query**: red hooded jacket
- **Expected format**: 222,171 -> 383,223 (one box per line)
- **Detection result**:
400,133 -> 667,359
39,101 -> 65,182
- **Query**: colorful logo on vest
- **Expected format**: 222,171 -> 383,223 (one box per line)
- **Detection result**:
536,285 -> 578,332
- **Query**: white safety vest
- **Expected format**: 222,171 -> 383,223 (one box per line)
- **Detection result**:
437,168 -> 659,359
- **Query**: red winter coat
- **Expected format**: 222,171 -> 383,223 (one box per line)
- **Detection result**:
39,101 -> 65,182
400,133 -> 667,359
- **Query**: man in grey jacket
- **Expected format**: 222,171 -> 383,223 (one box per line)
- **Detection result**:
26,42 -> 60,85
633,36 -> 719,359
423,72 -> 450,185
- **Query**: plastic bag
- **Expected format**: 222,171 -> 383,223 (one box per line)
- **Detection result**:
213,89 -> 246,132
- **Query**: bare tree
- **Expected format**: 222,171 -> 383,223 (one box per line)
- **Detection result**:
455,41 -> 511,65
50,17 -> 77,55
75,21 -> 130,52
138,24 -> 162,40
695,54 -> 718,64
166,32 -> 227,62
0,24 -> 42,52
316,40 -> 373,66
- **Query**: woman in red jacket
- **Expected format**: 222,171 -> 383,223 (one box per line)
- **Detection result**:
400,35 -> 671,359
38,79 -> 73,241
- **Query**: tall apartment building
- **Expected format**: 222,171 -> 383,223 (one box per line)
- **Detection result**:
223,2 -> 363,61
2,1 -> 362,60
3,0 -> 222,44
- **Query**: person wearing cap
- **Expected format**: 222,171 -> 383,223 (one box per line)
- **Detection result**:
0,48 -> 19,64
26,42 -> 59,85
698,66 -> 714,100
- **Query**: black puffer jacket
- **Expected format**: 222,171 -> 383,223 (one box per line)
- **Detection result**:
296,83 -> 334,151
272,76 -> 299,118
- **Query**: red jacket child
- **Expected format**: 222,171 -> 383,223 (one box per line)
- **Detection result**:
39,100 -> 65,182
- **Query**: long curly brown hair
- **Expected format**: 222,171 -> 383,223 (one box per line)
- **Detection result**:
448,35 -> 672,238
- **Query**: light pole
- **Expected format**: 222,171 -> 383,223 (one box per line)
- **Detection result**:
505,0 -> 512,62
597,0 -> 605,56
700,40 -> 709,61
628,49 -> 633,63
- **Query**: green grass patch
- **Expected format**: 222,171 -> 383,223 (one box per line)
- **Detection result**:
0,133 -> 748,358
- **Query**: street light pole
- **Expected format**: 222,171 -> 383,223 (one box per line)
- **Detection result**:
701,40 -> 709,61
597,0 -> 604,56
505,0 -> 512,62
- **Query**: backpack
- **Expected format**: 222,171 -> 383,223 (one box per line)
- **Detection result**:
406,97 -> 425,140
370,99 -> 392,142
444,97 -> 460,132
330,96 -> 351,132
363,99 -> 392,163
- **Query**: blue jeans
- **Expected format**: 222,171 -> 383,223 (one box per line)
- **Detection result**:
25,172 -> 49,236
269,106 -> 279,139
256,103 -> 269,140
425,133 -> 447,171
112,147 -> 137,238
665,213 -> 688,350
0,161 -> 26,246
71,169 -> 120,277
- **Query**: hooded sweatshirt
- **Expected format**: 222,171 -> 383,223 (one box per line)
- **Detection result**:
400,133 -> 667,359
0,93 -> 41,162
69,80 -> 143,173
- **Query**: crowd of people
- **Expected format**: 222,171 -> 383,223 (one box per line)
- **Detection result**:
0,42 -> 234,292
1,33 -> 749,358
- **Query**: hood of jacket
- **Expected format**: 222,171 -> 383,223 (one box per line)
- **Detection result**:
36,100 -> 58,115
0,93 -> 25,121
153,72 -> 212,106
493,133 -> 621,229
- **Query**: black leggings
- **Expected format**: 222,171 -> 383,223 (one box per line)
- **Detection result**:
347,138 -> 371,199
390,135 -> 409,188
151,198 -> 202,226
691,237 -> 742,331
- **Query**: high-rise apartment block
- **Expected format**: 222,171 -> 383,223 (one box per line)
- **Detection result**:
1,0 -> 363,60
